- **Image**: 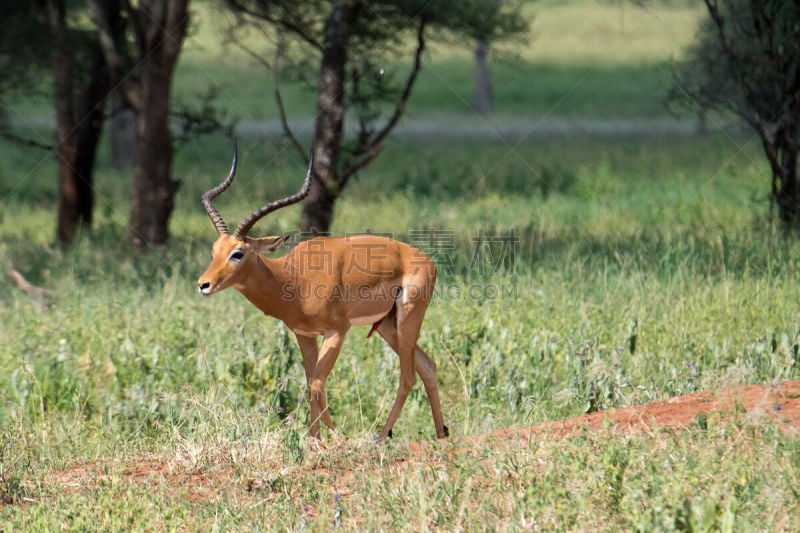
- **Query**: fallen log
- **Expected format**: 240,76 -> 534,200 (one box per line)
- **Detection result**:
8,268 -> 54,304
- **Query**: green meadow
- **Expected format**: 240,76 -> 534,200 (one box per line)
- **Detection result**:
1,1 -> 798,530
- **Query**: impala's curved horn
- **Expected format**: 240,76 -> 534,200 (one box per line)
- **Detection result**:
233,150 -> 313,240
202,142 -> 238,236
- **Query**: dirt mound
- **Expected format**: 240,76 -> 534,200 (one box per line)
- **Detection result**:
39,381 -> 800,505
494,380 -> 799,440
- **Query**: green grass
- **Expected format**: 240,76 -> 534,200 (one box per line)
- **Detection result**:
1,408 -> 797,529
1,129 -> 799,527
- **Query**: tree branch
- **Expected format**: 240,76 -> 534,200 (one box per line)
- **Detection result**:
0,131 -> 53,151
273,42 -> 307,161
366,17 -> 426,151
89,0 -> 142,111
121,0 -> 147,62
350,66 -> 373,155
339,18 -> 426,186
227,0 -> 322,51
231,36 -> 307,161
702,0 -> 764,126
231,33 -> 275,70
339,144 -> 384,188
8,269 -> 54,304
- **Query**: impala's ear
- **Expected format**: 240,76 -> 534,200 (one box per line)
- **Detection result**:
246,234 -> 291,254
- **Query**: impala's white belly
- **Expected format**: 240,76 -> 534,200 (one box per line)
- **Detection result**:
289,311 -> 390,337
348,312 -> 388,327
291,327 -> 324,337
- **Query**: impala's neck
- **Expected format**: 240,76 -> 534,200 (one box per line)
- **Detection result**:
233,256 -> 290,322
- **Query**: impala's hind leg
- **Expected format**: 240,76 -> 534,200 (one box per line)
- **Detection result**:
376,306 -> 448,440
412,344 -> 448,438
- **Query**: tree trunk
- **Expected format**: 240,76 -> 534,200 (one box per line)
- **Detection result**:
46,0 -> 108,244
300,1 -> 361,234
130,81 -> 179,248
73,44 -> 111,228
127,0 -> 189,250
300,177 -> 336,234
129,64 -> 180,249
46,0 -> 80,244
473,40 -> 493,116
775,129 -> 800,232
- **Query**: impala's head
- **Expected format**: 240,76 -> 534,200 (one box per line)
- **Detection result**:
198,143 -> 312,296
198,234 -> 291,296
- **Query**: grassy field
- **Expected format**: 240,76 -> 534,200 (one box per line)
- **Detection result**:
2,0 -> 800,530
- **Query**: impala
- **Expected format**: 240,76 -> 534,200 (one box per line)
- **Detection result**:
198,145 -> 448,441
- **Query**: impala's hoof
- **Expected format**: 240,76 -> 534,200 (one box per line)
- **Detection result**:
372,428 -> 393,442
443,425 -> 449,438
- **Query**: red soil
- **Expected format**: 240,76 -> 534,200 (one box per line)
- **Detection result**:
491,380 -> 800,441
38,380 -> 800,505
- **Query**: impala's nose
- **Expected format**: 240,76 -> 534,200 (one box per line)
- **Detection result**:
198,281 -> 212,295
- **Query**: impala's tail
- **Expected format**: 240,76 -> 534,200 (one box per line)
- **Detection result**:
365,286 -> 403,338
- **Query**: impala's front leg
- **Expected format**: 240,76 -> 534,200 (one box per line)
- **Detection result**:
311,330 -> 348,422
296,333 -> 337,438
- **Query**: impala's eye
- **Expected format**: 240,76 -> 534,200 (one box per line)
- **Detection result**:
229,249 -> 245,262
